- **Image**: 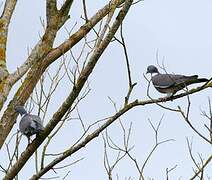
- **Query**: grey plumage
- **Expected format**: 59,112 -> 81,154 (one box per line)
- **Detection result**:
15,106 -> 44,143
146,65 -> 208,97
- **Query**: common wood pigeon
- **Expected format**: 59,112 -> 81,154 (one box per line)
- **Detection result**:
146,65 -> 208,97
15,106 -> 44,144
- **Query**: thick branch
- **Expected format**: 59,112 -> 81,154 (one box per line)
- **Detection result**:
30,82 -> 212,180
7,0 -> 73,87
8,1 -> 60,86
1,0 -> 17,21
59,0 -> 74,16
0,0 -> 17,72
0,1 -> 65,111
46,0 -> 57,25
0,0 -> 125,149
0,1 -> 75,147
3,0 -> 133,179
3,78 -> 211,179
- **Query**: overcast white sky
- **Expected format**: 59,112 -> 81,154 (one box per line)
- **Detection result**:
1,0 -> 212,179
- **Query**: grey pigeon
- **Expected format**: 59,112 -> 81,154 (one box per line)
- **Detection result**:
15,106 -> 44,144
146,65 -> 208,97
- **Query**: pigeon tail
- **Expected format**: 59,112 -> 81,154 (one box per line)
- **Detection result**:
187,75 -> 208,84
189,75 -> 198,79
196,78 -> 209,83
33,122 -> 44,134
35,127 -> 44,134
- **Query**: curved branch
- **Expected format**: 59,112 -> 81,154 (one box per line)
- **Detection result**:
0,0 -> 17,74
0,0 -> 126,150
29,81 -> 212,179
3,0 -> 133,179
3,77 -> 210,180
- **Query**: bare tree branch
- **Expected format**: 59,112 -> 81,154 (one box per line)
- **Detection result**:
82,0 -> 88,22
3,0 -> 133,179
190,154 -> 212,180
0,0 -> 126,149
166,165 -> 177,180
0,0 -> 17,107
0,1 -> 211,179
0,0 -> 17,72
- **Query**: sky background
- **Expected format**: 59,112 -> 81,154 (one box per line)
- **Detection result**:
0,0 -> 212,179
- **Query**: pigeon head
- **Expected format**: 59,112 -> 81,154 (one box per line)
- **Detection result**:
146,65 -> 159,74
15,106 -> 27,116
